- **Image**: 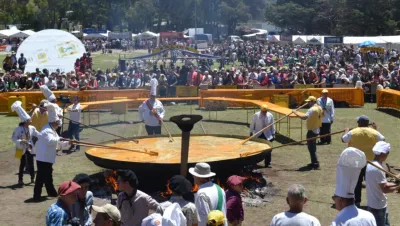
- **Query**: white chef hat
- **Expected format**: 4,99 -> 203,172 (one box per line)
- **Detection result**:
150,78 -> 158,96
40,85 -> 56,102
11,101 -> 31,122
355,81 -> 363,88
373,141 -> 391,155
46,103 -> 60,123
334,147 -> 367,199
141,213 -> 163,226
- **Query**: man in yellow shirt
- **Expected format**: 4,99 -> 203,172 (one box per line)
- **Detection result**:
29,100 -> 49,133
292,96 -> 323,170
341,115 -> 385,207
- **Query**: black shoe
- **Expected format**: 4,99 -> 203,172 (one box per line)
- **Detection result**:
48,192 -> 58,197
313,164 -> 321,170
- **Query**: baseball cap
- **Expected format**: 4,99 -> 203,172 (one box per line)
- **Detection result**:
58,181 -> 81,196
227,175 -> 246,186
169,175 -> 192,196
261,104 -> 268,111
305,96 -> 317,102
92,204 -> 121,223
207,210 -> 226,225
356,115 -> 369,122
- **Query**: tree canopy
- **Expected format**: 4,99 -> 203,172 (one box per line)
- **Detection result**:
265,0 -> 399,35
3,0 -> 272,34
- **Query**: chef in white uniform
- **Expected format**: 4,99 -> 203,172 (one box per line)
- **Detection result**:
33,103 -> 71,202
138,76 -> 165,135
331,147 -> 377,226
11,101 -> 40,185
40,85 -> 63,135
249,104 -> 275,168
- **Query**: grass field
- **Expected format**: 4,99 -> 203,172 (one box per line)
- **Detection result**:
0,102 -> 399,225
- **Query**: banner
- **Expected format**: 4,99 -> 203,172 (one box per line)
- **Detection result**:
83,28 -> 107,34
109,32 -> 132,40
360,47 -> 385,54
0,45 -> 12,52
153,45 -> 199,54
160,32 -> 184,38
280,35 -> 293,42
324,36 -> 343,44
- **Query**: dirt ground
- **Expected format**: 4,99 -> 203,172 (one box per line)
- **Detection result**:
0,103 -> 399,225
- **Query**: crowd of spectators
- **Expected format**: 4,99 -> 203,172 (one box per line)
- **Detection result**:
2,40 -> 399,95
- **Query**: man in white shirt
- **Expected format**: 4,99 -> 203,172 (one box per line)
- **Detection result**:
33,103 -> 71,202
331,147 -> 376,226
189,163 -> 227,226
138,94 -> 165,135
250,104 -> 275,168
317,89 -> 335,145
366,141 -> 400,226
67,96 -> 82,151
45,76 -> 57,90
270,184 -> 320,226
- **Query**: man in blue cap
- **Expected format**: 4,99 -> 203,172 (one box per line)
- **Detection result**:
341,115 -> 385,207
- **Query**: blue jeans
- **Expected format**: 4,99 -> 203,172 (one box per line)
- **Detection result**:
368,207 -> 390,226
68,123 -> 80,150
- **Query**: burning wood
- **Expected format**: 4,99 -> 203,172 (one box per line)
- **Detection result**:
161,180 -> 200,198
104,170 -> 118,193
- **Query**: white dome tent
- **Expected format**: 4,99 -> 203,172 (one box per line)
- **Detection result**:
17,29 -> 86,73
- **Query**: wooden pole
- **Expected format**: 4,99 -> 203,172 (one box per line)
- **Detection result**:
161,120 -> 174,142
241,103 -> 308,145
368,161 -> 400,181
240,129 -> 347,157
36,106 -> 139,144
61,138 -> 158,156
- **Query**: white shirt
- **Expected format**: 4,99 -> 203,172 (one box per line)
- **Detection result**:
195,182 -> 227,226
35,124 -> 70,164
305,107 -> 320,134
12,125 -> 40,155
250,111 -> 275,140
331,205 -> 376,226
366,161 -> 387,209
138,99 -> 165,127
270,211 -> 321,226
341,130 -> 385,143
68,103 -> 82,123
55,104 -> 63,126
150,77 -> 158,96
45,80 -> 57,89
317,97 -> 335,123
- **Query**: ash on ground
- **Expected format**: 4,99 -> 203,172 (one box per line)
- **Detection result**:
241,170 -> 280,208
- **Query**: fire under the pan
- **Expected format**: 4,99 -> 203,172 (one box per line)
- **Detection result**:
86,136 -> 271,164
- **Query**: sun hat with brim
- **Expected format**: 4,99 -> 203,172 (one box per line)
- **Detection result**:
207,210 -> 226,225
322,89 -> 329,93
189,162 -> 216,178
260,104 -> 268,111
58,181 -> 81,196
305,96 -> 317,102
92,204 -> 121,223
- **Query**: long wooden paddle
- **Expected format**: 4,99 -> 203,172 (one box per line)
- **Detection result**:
61,138 -> 158,156
368,161 -> 400,182
241,103 -> 308,145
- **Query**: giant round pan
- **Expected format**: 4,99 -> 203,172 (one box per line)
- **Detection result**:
85,134 -> 271,174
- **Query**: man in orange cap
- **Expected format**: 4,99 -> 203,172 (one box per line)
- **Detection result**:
46,181 -> 81,226
293,96 -> 323,169
249,104 -> 275,168
317,89 -> 335,145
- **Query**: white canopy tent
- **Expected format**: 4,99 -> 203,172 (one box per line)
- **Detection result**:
138,31 -> 159,39
83,31 -> 109,39
0,27 -> 21,38
292,36 -> 307,44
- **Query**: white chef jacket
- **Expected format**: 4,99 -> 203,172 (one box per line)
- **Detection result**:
138,99 -> 165,127
317,97 -> 335,123
150,78 -> 158,96
12,125 -> 40,155
195,182 -> 227,226
331,205 -> 376,226
35,123 -> 70,164
55,104 -> 63,126
250,111 -> 275,140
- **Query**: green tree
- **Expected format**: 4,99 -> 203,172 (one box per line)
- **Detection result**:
220,0 -> 250,35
